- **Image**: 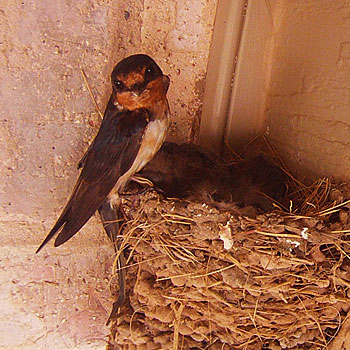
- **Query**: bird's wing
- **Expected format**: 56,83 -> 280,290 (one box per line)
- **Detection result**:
77,96 -> 119,170
36,107 -> 151,253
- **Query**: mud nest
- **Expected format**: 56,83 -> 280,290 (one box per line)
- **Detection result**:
107,150 -> 350,350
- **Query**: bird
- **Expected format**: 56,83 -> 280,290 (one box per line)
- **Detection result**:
36,54 -> 170,322
139,142 -> 288,211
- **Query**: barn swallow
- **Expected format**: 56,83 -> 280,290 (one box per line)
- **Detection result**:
140,142 -> 288,211
36,54 -> 170,320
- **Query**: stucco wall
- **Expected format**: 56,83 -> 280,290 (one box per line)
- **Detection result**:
266,0 -> 350,181
0,1 -> 216,348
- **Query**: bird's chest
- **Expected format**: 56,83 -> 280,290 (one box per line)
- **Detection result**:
112,113 -> 169,198
134,116 -> 169,172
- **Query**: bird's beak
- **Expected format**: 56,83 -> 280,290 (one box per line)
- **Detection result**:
130,84 -> 146,97
131,91 -> 140,98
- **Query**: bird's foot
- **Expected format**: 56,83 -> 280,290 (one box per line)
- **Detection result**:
106,291 -> 126,326
131,174 -> 154,187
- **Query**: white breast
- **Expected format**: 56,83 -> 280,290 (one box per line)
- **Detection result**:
110,114 -> 169,203
136,117 -> 169,171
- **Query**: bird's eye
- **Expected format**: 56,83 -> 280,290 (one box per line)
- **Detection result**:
144,64 -> 158,80
113,79 -> 125,90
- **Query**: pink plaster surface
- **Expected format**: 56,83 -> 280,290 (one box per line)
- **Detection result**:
266,0 -> 350,180
0,0 -> 216,348
0,245 -> 113,349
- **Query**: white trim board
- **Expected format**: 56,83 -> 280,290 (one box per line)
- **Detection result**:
200,0 -> 282,154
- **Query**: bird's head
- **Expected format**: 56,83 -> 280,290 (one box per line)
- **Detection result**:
111,54 -> 170,111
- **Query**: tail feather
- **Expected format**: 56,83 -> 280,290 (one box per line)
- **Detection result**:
35,216 -> 68,253
53,215 -> 92,247
36,177 -> 112,252
98,200 -> 126,325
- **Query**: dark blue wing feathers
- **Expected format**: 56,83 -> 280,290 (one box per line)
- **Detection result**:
36,107 -> 150,252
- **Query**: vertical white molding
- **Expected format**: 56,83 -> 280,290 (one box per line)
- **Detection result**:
225,0 -> 277,152
199,0 -> 247,153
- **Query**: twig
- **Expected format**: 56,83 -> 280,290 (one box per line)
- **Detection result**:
80,68 -> 103,121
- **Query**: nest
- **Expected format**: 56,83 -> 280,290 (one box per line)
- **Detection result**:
106,153 -> 350,350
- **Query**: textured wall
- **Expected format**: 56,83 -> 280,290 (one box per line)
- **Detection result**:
266,0 -> 350,181
0,0 -> 216,349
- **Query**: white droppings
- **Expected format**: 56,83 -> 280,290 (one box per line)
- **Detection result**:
301,227 -> 309,240
286,239 -> 300,248
219,224 -> 233,250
